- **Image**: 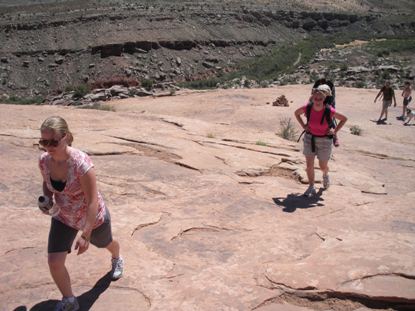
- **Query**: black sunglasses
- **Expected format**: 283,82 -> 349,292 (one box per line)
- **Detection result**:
38,137 -> 63,147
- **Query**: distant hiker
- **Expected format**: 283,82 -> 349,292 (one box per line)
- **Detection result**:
404,108 -> 415,126
38,116 -> 124,311
399,81 -> 412,120
295,84 -> 347,197
374,81 -> 396,124
312,78 -> 339,146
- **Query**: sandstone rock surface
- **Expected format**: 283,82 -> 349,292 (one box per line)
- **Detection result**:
0,85 -> 414,310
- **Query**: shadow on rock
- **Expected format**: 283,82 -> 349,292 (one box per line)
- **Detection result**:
370,119 -> 391,125
273,189 -> 324,213
77,272 -> 113,310
15,272 -> 113,311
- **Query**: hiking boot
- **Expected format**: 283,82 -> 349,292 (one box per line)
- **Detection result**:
333,134 -> 340,147
111,256 -> 124,280
323,174 -> 330,189
303,185 -> 317,197
54,296 -> 79,311
397,115 -> 404,121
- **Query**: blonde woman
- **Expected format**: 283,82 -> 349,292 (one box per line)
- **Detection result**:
38,116 -> 123,311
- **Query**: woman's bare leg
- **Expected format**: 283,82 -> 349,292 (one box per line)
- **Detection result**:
305,155 -> 315,186
106,240 -> 120,258
48,252 -> 74,298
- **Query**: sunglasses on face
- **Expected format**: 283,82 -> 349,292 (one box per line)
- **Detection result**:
38,136 -> 63,147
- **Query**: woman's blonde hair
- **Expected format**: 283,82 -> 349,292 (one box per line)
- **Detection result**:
40,116 -> 74,146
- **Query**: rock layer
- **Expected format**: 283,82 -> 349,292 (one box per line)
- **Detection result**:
0,85 -> 414,310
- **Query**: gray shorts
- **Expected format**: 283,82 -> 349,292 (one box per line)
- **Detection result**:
48,208 -> 113,253
303,133 -> 332,161
383,99 -> 392,109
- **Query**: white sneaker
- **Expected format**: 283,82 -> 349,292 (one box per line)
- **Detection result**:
111,256 -> 124,280
323,174 -> 330,189
303,185 -> 317,197
54,296 -> 79,311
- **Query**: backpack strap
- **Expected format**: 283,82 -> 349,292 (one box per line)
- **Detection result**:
297,102 -> 313,143
299,103 -> 334,145
321,104 -> 335,129
305,102 -> 313,125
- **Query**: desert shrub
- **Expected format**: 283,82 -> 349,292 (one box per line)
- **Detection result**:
256,140 -> 267,146
72,84 -> 90,99
366,38 -> 415,56
381,71 -> 391,80
65,85 -> 74,92
184,36 -> 331,89
141,79 -> 154,90
259,80 -> 270,88
350,125 -> 362,136
3,96 -> 44,105
340,63 -> 348,71
207,133 -> 215,138
355,81 -> 366,88
184,78 -> 221,89
89,76 -> 139,89
78,103 -> 115,111
278,117 -> 298,141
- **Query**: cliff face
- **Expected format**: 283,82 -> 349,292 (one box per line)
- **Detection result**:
0,0 -> 414,97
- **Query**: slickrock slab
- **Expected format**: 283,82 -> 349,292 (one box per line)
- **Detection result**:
1,85 -> 414,310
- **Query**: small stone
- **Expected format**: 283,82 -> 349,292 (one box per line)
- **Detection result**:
55,57 -> 64,64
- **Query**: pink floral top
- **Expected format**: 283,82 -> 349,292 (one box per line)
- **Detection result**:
39,147 -> 106,230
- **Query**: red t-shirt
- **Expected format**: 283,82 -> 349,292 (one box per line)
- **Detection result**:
302,104 -> 335,136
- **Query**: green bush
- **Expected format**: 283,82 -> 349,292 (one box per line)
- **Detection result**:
65,84 -> 90,99
350,125 -> 362,136
183,36 -> 332,90
3,96 -> 44,105
340,63 -> 348,71
366,38 -> 415,57
78,103 -> 115,111
141,79 -> 154,90
355,81 -> 366,88
256,140 -> 267,146
183,78 -> 220,89
278,117 -> 298,141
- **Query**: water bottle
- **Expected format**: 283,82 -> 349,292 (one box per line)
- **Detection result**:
38,195 -> 60,217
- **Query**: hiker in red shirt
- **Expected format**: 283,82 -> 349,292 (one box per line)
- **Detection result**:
294,85 -> 347,197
